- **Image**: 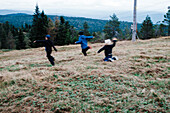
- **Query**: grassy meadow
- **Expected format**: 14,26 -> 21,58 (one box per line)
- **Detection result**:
0,37 -> 170,113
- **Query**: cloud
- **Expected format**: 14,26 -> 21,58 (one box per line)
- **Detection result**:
0,0 -> 169,22
0,0 -> 169,12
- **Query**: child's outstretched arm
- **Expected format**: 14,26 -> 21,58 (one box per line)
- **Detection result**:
84,36 -> 94,39
51,42 -> 57,52
52,46 -> 57,52
97,46 -> 105,53
75,37 -> 82,44
111,38 -> 117,47
34,40 -> 46,43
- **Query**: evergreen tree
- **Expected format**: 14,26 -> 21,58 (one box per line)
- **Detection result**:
40,10 -> 48,35
11,25 -> 18,37
140,15 -> 154,39
83,21 -> 90,35
60,16 -> 65,25
24,34 -> 31,49
65,21 -> 71,44
103,14 -> 120,39
159,23 -> 167,36
90,31 -> 104,43
56,16 -> 65,45
0,21 -> 30,49
53,17 -> 60,45
48,18 -> 55,41
16,28 -> 26,49
154,21 -> 161,37
3,21 -> 10,35
69,26 -> 78,44
30,5 -> 49,47
23,23 -> 31,32
56,16 -> 71,45
163,9 -> 170,36
7,31 -> 16,49
0,23 -> 7,49
54,17 -> 60,29
30,4 -> 40,47
123,25 -> 131,40
0,22 -> 17,49
154,22 -> 167,37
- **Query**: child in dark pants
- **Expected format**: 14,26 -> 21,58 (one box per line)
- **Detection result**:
75,31 -> 94,56
97,38 -> 118,62
34,35 -> 57,66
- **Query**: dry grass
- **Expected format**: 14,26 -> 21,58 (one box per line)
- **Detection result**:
0,37 -> 170,113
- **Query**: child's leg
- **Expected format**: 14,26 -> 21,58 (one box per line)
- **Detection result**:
46,51 -> 55,65
82,47 -> 90,56
82,49 -> 87,56
105,55 -> 114,62
108,55 -> 114,62
104,57 -> 109,61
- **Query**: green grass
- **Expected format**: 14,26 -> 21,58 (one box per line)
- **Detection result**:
86,66 -> 98,69
0,73 -> 169,112
0,64 -> 25,72
1,49 -> 14,52
29,63 -> 53,67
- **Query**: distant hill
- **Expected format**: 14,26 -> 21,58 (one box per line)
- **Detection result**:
0,9 -> 165,23
0,13 -> 141,32
0,9 -> 33,15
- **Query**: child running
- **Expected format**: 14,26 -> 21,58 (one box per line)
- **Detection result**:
97,38 -> 118,62
75,31 -> 94,56
33,35 -> 57,66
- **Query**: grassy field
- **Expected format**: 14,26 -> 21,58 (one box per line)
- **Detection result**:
0,37 -> 170,113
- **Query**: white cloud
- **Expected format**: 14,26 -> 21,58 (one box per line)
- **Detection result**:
0,0 -> 169,22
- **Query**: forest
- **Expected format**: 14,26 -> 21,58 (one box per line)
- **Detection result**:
0,13 -> 141,33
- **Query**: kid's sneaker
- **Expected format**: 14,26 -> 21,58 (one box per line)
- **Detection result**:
113,56 -> 118,60
108,58 -> 114,62
89,46 -> 92,49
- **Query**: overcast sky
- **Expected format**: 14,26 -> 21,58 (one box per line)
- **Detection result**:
0,0 -> 169,22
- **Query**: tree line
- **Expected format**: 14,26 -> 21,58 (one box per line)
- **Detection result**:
0,5 -> 169,50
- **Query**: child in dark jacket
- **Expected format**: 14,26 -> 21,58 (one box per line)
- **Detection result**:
34,35 -> 57,66
75,31 -> 94,56
98,38 -> 118,62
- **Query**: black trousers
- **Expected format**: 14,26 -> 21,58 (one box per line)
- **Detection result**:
46,51 -> 55,65
82,47 -> 90,56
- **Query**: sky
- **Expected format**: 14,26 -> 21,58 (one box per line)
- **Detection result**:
0,0 -> 170,23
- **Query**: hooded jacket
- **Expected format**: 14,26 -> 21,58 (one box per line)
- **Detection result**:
75,35 -> 93,49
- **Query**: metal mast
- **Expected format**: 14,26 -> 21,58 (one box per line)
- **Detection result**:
132,0 -> 137,41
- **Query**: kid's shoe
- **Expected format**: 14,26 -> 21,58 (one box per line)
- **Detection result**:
108,58 -> 114,62
89,46 -> 92,49
52,57 -> 55,61
113,56 -> 118,60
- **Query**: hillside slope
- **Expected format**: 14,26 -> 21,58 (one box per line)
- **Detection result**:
0,37 -> 169,112
0,13 -> 141,32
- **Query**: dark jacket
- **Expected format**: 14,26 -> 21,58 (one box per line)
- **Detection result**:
36,40 -> 57,52
98,40 -> 117,57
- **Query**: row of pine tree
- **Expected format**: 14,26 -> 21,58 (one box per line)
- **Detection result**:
0,5 -> 169,50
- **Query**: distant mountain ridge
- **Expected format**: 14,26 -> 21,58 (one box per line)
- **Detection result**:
0,9 -> 165,23
0,9 -> 33,15
0,13 -> 141,32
